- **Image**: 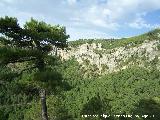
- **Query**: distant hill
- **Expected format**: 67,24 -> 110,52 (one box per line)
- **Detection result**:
50,28 -> 160,76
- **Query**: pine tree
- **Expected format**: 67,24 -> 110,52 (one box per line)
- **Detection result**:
0,16 -> 69,120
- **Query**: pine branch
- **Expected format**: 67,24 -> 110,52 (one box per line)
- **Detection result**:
18,65 -> 37,76
6,57 -> 37,64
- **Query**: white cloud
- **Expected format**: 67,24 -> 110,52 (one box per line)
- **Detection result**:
67,0 -> 77,5
128,12 -> 160,29
0,0 -> 160,39
104,0 -> 160,21
129,18 -> 151,29
1,0 -> 20,5
66,0 -> 160,32
67,27 -> 115,40
1,0 -> 15,3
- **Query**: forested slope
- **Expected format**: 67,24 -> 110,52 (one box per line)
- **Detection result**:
0,27 -> 160,120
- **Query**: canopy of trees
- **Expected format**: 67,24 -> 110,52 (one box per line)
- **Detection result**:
0,17 -> 160,120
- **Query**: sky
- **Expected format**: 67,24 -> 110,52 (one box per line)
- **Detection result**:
0,0 -> 160,40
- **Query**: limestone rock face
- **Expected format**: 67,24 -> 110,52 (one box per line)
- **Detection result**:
50,40 -> 160,74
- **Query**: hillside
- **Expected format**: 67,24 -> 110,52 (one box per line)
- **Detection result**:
0,29 -> 160,120
50,29 -> 160,76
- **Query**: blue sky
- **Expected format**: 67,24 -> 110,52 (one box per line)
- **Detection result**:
0,0 -> 160,40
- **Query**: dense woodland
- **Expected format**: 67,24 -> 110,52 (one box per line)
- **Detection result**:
0,17 -> 160,120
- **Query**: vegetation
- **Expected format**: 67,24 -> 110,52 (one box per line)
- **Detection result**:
21,62 -> 160,120
0,16 -> 160,120
0,16 -> 69,120
69,29 -> 160,50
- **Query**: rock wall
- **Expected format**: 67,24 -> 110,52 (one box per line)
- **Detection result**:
49,40 -> 160,74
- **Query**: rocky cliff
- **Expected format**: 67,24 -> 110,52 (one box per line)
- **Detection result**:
49,29 -> 160,75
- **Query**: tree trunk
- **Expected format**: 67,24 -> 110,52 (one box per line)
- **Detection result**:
40,89 -> 48,120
